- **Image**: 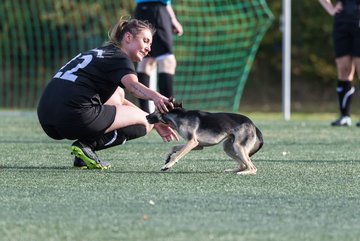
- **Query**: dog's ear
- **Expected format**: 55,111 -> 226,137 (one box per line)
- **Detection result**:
169,96 -> 183,108
176,101 -> 183,108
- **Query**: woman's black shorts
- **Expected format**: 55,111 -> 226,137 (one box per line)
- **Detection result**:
333,20 -> 360,58
134,2 -> 173,57
38,105 -> 116,141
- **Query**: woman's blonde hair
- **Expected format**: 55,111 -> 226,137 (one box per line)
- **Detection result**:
108,17 -> 156,47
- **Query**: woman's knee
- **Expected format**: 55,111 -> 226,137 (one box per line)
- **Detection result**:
107,105 -> 153,133
336,56 -> 354,79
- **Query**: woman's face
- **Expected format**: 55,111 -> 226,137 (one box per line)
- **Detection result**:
122,29 -> 152,62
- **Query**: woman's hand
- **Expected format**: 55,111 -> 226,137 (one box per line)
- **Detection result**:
153,95 -> 174,113
171,18 -> 183,36
332,2 -> 343,16
318,0 -> 343,16
154,123 -> 179,142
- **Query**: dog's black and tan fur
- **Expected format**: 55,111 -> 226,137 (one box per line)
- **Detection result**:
146,101 -> 263,175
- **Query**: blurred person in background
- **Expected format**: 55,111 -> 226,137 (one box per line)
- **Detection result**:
134,0 -> 183,112
319,0 -> 360,126
37,18 -> 178,170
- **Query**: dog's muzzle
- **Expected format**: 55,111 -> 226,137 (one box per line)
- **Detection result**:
146,112 -> 163,124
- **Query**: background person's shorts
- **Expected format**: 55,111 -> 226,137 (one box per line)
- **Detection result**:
135,2 -> 173,57
333,21 -> 360,58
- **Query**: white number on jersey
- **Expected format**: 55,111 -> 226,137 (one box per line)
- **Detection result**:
53,54 -> 93,82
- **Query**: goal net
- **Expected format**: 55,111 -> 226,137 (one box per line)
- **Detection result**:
0,0 -> 273,111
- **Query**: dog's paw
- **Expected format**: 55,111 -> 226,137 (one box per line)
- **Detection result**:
236,169 -> 257,175
161,160 -> 175,171
161,165 -> 171,171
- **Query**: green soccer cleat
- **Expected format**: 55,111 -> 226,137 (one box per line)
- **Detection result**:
73,157 -> 88,169
70,141 -> 111,170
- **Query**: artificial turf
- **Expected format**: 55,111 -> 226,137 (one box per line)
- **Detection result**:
0,112 -> 359,241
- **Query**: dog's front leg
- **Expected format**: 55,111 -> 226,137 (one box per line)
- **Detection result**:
164,145 -> 204,164
161,138 -> 199,171
164,145 -> 186,164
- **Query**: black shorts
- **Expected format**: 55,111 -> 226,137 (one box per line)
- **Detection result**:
134,2 -> 173,57
333,21 -> 360,58
38,105 -> 116,141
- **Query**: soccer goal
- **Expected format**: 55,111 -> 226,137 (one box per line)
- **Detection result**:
173,0 -> 273,111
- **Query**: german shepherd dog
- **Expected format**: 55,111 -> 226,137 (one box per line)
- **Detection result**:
146,101 -> 263,175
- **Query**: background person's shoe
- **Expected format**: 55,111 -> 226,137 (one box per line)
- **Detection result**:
70,141 -> 111,170
331,116 -> 352,126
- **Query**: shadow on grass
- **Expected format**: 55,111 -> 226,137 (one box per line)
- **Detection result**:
3,158 -> 358,173
255,159 -> 360,163
0,140 -> 67,144
183,158 -> 360,164
0,165 -> 227,174
0,165 -> 72,170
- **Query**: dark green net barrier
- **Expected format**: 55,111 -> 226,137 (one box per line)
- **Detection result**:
0,0 -> 272,111
173,0 -> 273,110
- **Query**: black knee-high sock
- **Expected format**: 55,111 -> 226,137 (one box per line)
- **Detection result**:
158,73 -> 174,98
90,124 -> 147,151
137,73 -> 150,112
336,80 -> 355,116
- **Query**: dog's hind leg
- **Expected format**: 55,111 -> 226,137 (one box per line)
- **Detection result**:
223,136 -> 257,175
235,148 -> 257,175
223,137 -> 241,172
223,137 -> 244,173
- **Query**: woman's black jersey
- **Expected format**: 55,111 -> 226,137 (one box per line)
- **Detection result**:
38,44 -> 136,125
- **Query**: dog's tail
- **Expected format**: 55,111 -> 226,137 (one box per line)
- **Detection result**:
249,127 -> 264,157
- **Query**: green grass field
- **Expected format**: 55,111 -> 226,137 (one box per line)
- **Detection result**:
1,111 -> 359,241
